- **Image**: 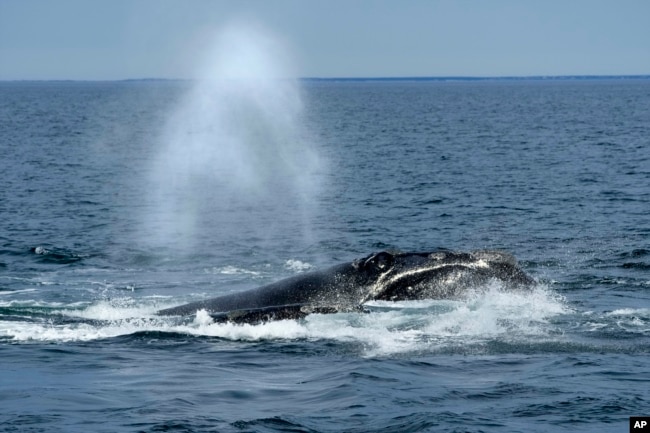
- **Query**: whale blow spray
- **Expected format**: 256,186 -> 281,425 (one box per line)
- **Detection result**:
145,23 -> 323,255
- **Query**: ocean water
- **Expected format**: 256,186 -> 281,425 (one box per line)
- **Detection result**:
1,78 -> 649,432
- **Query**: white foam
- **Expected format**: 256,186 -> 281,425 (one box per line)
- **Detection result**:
193,309 -> 214,326
284,259 -> 312,272
602,308 -> 650,335
182,317 -> 310,341
1,285 -> 572,355
33,246 -> 48,255
1,318 -> 169,343
206,265 -> 262,276
606,308 -> 650,317
61,299 -> 157,321
0,289 -> 38,296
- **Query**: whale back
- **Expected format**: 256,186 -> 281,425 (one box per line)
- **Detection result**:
157,262 -> 366,317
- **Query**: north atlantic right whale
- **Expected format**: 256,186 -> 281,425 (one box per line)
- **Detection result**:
158,249 -> 535,324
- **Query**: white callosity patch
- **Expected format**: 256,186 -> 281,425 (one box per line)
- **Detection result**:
365,249 -> 532,304
368,258 -> 491,301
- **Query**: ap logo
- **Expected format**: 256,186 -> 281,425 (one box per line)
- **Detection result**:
631,417 -> 650,432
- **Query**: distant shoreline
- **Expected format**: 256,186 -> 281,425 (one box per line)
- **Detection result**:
302,75 -> 650,82
1,75 -> 649,83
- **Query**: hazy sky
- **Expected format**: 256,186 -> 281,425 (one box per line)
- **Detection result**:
1,0 -> 649,80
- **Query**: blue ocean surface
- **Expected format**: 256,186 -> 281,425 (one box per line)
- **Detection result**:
1,78 -> 649,432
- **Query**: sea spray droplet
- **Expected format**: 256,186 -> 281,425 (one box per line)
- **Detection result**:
193,309 -> 215,326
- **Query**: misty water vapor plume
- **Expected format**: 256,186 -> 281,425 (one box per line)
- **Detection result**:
144,23 -> 324,255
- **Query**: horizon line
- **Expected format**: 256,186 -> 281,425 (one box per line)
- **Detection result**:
302,74 -> 650,82
1,74 -> 649,83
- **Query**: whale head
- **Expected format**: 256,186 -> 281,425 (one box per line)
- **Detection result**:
353,250 -> 534,302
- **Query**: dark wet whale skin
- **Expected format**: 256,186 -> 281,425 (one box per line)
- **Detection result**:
157,250 -> 534,323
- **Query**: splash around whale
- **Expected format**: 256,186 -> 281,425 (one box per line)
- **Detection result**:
158,250 -> 535,323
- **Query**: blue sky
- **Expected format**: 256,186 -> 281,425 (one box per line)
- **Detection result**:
1,0 -> 649,80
